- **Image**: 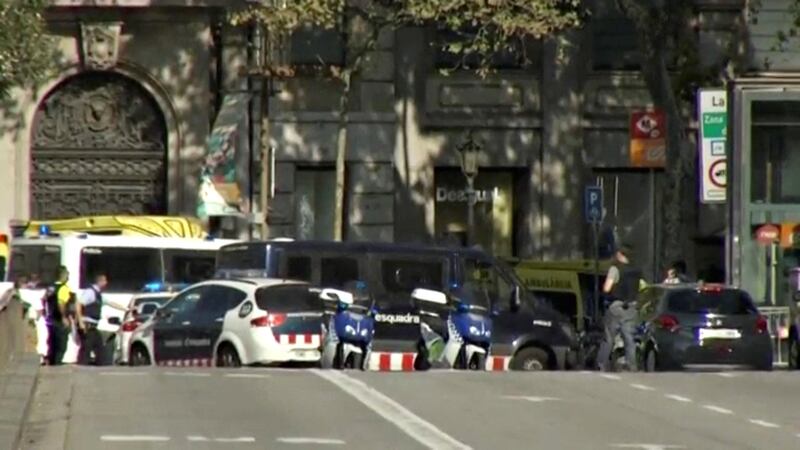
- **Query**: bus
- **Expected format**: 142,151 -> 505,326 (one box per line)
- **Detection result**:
8,232 -> 238,333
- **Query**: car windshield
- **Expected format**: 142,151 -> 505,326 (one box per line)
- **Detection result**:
666,289 -> 757,315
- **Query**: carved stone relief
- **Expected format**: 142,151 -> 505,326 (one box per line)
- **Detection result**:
80,22 -> 122,70
31,72 -> 167,219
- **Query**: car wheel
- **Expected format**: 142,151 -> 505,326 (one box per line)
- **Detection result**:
511,347 -> 549,371
789,337 -> 800,370
129,345 -> 150,367
217,344 -> 241,368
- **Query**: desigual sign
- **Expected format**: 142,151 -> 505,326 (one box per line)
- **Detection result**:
436,187 -> 502,203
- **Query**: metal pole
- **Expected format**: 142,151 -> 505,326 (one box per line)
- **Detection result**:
466,177 -> 475,247
593,220 -> 600,324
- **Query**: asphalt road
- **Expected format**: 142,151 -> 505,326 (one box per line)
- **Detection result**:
18,366 -> 800,450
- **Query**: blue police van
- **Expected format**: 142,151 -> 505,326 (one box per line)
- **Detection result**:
215,240 -> 580,370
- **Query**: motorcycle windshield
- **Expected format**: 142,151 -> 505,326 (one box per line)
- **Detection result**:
451,285 -> 491,311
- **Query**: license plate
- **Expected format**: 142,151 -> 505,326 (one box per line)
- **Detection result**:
698,328 -> 741,340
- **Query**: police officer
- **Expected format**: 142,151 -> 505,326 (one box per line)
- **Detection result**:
596,245 -> 643,372
45,266 -> 74,366
76,273 -> 126,365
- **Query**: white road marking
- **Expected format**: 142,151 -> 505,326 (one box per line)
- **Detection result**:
664,394 -> 692,403
101,435 -> 170,442
312,369 -> 471,450
715,372 -> 736,378
502,395 -> 560,402
187,436 -> 257,443
610,445 -> 686,450
702,405 -> 734,415
214,437 -> 257,443
600,374 -> 622,380
224,373 -> 270,379
630,383 -> 655,391
164,372 -> 211,377
99,372 -> 146,376
277,437 -> 346,445
748,419 -> 779,429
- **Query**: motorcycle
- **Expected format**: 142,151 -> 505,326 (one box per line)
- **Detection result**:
410,287 -> 492,371
319,281 -> 376,370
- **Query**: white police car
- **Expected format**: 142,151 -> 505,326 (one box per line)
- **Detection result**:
114,289 -> 178,365
127,278 -> 324,367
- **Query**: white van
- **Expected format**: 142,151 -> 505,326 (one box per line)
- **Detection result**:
8,233 -> 238,333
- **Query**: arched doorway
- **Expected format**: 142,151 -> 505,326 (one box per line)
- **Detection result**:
31,71 -> 168,219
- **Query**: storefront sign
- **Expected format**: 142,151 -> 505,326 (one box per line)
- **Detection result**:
755,224 -> 780,246
698,89 -> 727,204
435,187 -> 502,203
629,109 -> 666,168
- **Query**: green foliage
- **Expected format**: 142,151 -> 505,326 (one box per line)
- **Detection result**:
0,0 -> 55,99
406,0 -> 584,76
232,0 -> 585,78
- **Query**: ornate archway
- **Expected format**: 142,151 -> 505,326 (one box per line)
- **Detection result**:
31,71 -> 168,219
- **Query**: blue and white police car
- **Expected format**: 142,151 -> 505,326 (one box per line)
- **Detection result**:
127,278 -> 325,367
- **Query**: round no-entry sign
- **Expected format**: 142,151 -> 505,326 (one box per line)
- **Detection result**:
755,224 -> 780,245
709,159 -> 726,188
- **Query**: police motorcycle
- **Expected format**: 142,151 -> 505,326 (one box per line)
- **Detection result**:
410,287 -> 493,370
319,281 -> 377,370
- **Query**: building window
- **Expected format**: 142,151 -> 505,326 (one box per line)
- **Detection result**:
591,2 -> 639,70
295,167 -> 336,240
289,26 -> 345,66
434,169 -> 516,257
751,101 -> 800,204
321,257 -> 359,288
433,28 -> 527,70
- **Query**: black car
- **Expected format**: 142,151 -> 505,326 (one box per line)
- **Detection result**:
635,283 -> 773,371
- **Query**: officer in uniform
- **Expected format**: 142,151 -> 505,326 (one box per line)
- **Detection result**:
596,245 -> 643,372
77,273 -> 129,365
45,266 -> 74,365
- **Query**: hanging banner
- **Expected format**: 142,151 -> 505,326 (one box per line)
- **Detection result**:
698,89 -> 727,203
197,93 -> 251,218
629,109 -> 666,168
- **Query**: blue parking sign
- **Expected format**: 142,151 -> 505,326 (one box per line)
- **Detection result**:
585,186 -> 603,224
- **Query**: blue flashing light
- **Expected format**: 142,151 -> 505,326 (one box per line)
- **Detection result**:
455,301 -> 470,313
143,282 -> 164,292
39,224 -> 51,236
356,281 -> 366,290
450,282 -> 460,290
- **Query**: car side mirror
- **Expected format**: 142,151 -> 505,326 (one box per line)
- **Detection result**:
155,308 -> 171,320
107,317 -> 121,326
510,286 -> 522,312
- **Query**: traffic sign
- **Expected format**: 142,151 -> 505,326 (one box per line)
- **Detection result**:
698,89 -> 727,203
755,224 -> 780,246
585,186 -> 603,224
629,110 -> 666,168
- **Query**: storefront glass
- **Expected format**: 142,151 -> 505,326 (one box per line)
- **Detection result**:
434,169 -> 514,257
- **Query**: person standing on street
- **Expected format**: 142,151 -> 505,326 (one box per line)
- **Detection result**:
663,260 -> 691,284
76,273 -> 126,365
45,266 -> 74,366
596,245 -> 643,372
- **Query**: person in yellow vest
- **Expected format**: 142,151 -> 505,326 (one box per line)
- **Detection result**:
44,266 -> 75,365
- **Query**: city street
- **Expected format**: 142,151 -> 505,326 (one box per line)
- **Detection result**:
18,366 -> 800,450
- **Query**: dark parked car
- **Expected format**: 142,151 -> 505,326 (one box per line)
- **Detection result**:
635,283 -> 773,371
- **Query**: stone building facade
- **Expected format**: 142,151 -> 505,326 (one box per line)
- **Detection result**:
0,0 -> 791,281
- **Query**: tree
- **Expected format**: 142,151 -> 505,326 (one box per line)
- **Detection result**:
0,0 -> 55,99
232,0 -> 409,241
233,0 -> 582,241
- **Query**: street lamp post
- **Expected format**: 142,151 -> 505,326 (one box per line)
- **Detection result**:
457,131 -> 481,247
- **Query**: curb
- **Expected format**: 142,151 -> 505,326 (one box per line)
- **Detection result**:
0,353 -> 40,450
